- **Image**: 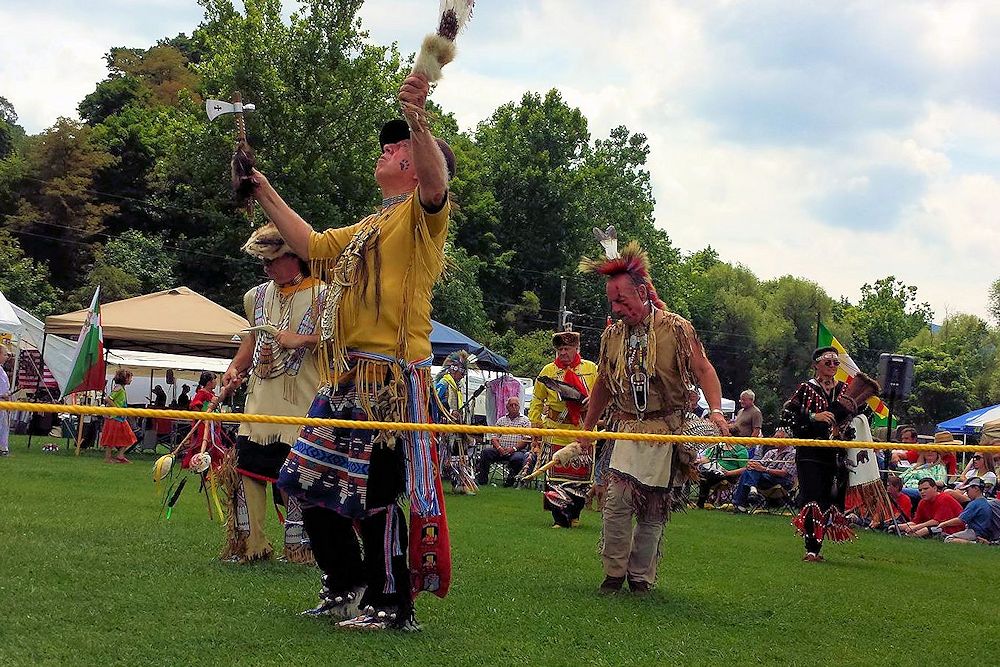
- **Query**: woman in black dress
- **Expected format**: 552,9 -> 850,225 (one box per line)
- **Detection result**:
779,346 -> 854,562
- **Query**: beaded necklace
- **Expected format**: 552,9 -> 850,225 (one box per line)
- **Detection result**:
380,192 -> 410,209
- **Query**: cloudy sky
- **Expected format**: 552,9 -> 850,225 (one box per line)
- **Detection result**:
2,1 -> 998,321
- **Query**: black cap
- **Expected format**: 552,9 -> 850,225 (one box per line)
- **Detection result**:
379,119 -> 410,148
379,119 -> 456,179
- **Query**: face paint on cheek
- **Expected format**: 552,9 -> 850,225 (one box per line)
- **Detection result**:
399,159 -> 410,171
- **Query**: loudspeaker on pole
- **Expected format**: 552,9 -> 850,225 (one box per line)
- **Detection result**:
878,353 -> 914,402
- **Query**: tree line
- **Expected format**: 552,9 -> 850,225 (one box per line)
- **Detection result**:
1,0 -> 998,429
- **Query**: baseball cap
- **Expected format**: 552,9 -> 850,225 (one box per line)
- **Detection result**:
960,477 -> 984,490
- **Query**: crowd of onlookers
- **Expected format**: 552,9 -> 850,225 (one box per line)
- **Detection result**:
689,392 -> 1000,546
468,388 -> 1000,547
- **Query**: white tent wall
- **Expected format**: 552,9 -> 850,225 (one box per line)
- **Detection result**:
0,290 -> 25,392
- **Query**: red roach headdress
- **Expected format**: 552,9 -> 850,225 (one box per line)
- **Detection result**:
578,226 -> 666,309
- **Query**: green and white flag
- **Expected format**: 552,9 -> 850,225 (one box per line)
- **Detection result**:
64,287 -> 106,395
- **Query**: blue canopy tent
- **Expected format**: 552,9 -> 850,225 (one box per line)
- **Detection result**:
937,404 -> 1000,436
430,320 -> 508,372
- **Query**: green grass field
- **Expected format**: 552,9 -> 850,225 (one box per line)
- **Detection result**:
2,435 -> 998,666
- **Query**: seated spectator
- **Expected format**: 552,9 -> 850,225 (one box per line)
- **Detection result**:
941,478 -> 996,544
889,426 -> 919,468
151,384 -> 167,408
896,431 -> 959,474
477,396 -> 531,487
695,442 -> 749,508
731,438 -> 795,512
899,450 -> 947,505
883,474 -> 912,524
687,386 -> 707,418
176,384 -> 191,410
897,477 -> 965,538
945,453 -> 998,504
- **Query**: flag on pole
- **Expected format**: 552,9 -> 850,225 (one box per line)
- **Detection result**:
817,321 -> 889,418
64,287 -> 106,395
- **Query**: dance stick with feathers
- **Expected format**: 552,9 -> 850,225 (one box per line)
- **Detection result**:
402,0 -> 476,130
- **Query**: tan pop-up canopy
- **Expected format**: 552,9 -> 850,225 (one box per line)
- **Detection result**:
45,286 -> 249,357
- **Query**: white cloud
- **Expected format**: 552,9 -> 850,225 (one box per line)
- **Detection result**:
3,0 -> 998,321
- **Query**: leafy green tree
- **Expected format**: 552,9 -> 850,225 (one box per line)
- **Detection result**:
5,118 -> 118,289
897,346 -> 974,427
902,313 -> 999,416
498,330 -> 553,379
0,96 -> 26,159
432,245 -> 492,343
752,276 -> 838,420
0,230 -> 62,317
988,277 -> 1000,326
99,230 -> 180,294
842,276 -> 933,372
471,90 -> 591,324
68,265 -> 143,310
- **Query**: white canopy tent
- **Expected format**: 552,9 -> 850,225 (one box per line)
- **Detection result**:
969,405 -> 1000,429
0,291 -> 25,389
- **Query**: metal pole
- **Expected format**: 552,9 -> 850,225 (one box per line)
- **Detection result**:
27,332 -> 49,449
558,276 -> 567,330
882,393 -> 895,483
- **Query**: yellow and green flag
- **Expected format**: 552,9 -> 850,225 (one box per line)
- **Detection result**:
817,321 -> 889,419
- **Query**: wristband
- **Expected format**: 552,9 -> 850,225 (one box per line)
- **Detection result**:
710,409 -> 724,416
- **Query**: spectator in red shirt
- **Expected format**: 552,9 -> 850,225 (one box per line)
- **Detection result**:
885,474 -> 912,522
898,477 -> 964,538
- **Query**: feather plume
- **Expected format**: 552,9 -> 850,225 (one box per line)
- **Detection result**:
592,225 -> 619,259
437,0 -> 475,39
579,240 -> 651,278
165,477 -> 188,520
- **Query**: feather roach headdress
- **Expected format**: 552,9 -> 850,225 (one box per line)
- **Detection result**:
579,226 -> 666,309
412,0 -> 476,82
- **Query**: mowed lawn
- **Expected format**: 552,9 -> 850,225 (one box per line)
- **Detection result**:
2,436 -> 999,666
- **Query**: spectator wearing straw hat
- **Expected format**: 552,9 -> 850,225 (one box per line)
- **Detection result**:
897,429 -> 959,474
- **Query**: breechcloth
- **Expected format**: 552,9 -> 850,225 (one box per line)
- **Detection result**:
278,380 -> 411,609
222,436 -> 311,562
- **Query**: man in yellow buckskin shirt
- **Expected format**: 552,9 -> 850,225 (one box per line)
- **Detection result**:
528,330 -> 598,528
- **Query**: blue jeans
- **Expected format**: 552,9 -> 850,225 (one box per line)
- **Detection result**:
732,469 -> 783,506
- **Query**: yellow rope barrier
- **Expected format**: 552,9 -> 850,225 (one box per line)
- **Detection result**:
2,400 -> 997,454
